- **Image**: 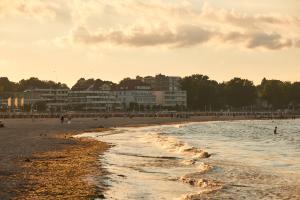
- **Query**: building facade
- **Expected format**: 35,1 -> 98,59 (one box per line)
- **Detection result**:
23,89 -> 69,112
153,90 -> 187,108
140,74 -> 187,108
68,90 -> 121,112
141,74 -> 182,91
116,85 -> 156,110
0,92 -> 25,111
3,75 -> 188,112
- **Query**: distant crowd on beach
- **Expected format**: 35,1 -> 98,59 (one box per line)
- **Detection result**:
0,111 -> 298,120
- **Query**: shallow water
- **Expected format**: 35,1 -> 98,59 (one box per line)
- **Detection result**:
78,119 -> 300,199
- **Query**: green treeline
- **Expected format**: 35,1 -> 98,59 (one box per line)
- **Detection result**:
181,75 -> 300,110
0,77 -> 68,93
71,78 -> 115,91
1,75 -> 300,110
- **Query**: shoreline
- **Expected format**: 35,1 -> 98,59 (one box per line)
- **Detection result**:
0,116 -> 279,199
15,137 -> 109,200
80,118 -> 300,200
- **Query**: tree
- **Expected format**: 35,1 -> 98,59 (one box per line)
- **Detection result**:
118,78 -> 147,89
71,78 -> 115,91
180,74 -> 222,111
18,77 -> 68,91
289,82 -> 300,107
0,77 -> 18,94
258,78 -> 291,109
224,78 -> 257,109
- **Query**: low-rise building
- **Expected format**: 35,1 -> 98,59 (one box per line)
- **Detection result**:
23,89 -> 69,112
0,92 -> 24,109
8,75 -> 188,112
153,90 -> 187,108
115,81 -> 156,110
116,87 -> 156,110
0,96 -> 8,111
68,90 -> 121,112
141,74 -> 182,91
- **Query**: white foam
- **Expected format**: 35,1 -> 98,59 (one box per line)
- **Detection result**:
181,159 -> 197,166
177,177 -> 223,200
142,133 -> 210,159
198,162 -> 212,172
75,120 -> 300,200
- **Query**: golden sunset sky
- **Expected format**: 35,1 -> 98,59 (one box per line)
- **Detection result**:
0,0 -> 299,86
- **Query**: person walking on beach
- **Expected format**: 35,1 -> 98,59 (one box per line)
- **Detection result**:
61,115 -> 64,124
274,126 -> 278,135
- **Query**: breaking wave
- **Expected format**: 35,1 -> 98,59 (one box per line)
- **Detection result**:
77,119 -> 300,199
142,132 -> 211,158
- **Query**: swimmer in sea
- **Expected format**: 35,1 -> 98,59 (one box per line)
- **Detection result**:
274,126 -> 278,135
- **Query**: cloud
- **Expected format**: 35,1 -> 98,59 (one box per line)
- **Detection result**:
68,1 -> 300,50
200,2 -> 299,30
246,33 -> 292,50
71,25 -> 298,50
217,31 -> 294,50
72,25 -> 216,48
0,0 -> 70,22
98,1 -> 300,31
2,0 -> 299,50
295,40 -> 300,48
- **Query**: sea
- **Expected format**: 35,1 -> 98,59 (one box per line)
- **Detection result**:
78,119 -> 300,200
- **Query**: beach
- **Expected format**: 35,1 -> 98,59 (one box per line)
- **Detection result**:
2,115 -> 298,199
0,115 -> 244,199
78,119 -> 300,199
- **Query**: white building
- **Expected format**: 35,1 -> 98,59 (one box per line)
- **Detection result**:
68,90 -> 121,112
24,89 -> 69,111
142,74 -> 182,91
153,90 -> 187,108
116,85 -> 156,109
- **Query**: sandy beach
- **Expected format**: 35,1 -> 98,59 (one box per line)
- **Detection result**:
0,115 -> 249,199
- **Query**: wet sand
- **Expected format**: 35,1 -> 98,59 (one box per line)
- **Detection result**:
0,116 -> 250,199
77,119 -> 300,200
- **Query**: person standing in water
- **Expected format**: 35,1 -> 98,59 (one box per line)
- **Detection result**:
274,126 -> 278,135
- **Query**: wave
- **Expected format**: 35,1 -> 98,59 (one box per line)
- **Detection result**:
143,132 -> 211,159
176,175 -> 223,200
115,152 -> 179,160
140,131 -> 224,199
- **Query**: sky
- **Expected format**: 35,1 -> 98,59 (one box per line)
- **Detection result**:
0,0 -> 299,87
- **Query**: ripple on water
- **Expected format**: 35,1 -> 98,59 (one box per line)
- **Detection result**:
77,119 -> 300,200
